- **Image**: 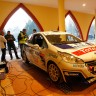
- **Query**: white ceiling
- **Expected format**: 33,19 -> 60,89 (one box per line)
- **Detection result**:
1,0 -> 96,14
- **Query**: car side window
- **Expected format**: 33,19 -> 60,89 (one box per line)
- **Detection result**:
31,34 -> 48,48
67,35 -> 78,42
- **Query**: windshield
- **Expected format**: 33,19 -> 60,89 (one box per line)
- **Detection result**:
45,34 -> 82,45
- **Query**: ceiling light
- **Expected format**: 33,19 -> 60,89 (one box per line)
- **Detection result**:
82,3 -> 86,7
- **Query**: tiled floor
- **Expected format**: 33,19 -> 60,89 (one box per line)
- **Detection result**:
0,51 -> 96,96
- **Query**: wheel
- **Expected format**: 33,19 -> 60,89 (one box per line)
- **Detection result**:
22,51 -> 29,64
47,63 -> 62,83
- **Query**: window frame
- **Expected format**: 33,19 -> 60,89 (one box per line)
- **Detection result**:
65,11 -> 83,40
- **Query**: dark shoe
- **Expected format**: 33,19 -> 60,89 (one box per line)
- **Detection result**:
11,58 -> 13,60
16,57 -> 20,59
2,60 -> 8,63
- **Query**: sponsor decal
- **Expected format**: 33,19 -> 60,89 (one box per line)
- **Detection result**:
94,52 -> 96,54
33,57 -> 39,63
72,46 -> 96,56
94,66 -> 96,71
73,64 -> 84,68
39,53 -> 45,63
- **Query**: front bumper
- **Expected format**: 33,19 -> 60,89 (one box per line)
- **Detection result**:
87,77 -> 96,83
59,58 -> 96,83
63,71 -> 96,83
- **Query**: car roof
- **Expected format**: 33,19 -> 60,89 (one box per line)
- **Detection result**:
35,31 -> 71,35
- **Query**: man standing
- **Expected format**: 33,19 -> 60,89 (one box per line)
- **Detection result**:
33,29 -> 37,33
18,29 -> 28,58
5,31 -> 20,60
0,31 -> 7,62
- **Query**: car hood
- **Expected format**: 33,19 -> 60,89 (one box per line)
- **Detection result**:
54,42 -> 96,62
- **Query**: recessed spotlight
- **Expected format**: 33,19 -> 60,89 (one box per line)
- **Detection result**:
82,3 -> 86,7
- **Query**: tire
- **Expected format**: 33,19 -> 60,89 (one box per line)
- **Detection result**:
47,62 -> 62,83
22,51 -> 29,64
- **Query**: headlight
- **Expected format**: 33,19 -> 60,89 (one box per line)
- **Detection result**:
58,51 -> 84,64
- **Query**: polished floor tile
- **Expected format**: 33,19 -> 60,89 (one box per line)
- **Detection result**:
0,51 -> 96,96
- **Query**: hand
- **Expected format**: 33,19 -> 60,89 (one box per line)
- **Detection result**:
8,38 -> 12,40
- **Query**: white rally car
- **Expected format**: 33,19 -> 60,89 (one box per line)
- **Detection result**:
22,31 -> 96,84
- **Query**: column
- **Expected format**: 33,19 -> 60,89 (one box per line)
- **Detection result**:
58,0 -> 65,32
95,9 -> 96,44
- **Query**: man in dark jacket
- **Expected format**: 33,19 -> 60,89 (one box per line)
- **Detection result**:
5,31 -> 20,60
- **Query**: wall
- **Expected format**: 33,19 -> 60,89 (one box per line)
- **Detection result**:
71,11 -> 94,40
0,1 -> 94,40
24,4 -> 59,31
0,1 -> 18,26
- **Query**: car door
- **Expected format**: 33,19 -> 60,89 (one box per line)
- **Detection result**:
27,34 -> 48,70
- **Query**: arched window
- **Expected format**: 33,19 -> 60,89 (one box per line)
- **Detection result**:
4,8 -> 40,41
88,19 -> 95,41
1,3 -> 43,41
65,11 -> 83,40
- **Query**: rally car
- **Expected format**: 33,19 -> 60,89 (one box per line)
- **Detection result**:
22,31 -> 96,84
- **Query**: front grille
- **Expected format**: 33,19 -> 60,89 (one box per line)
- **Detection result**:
85,61 -> 96,75
85,61 -> 96,66
85,61 -> 96,74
